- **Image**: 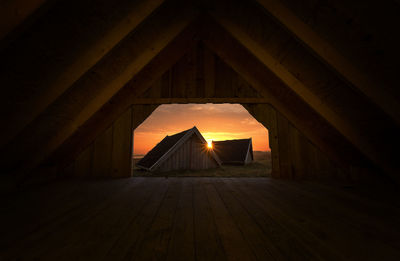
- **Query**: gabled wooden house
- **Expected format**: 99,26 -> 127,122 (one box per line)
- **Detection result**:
137,127 -> 221,172
213,138 -> 254,165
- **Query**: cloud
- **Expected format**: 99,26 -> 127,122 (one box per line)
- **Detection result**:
240,118 -> 258,125
189,105 -> 204,111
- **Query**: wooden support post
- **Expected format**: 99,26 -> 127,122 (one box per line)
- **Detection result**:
92,126 -> 113,177
74,144 -> 94,178
275,111 -> 293,179
266,105 -> 280,178
111,108 -> 134,178
243,104 -> 280,178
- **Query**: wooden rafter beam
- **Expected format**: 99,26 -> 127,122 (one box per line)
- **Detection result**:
200,17 -> 369,172
209,7 -> 368,152
0,0 -> 165,149
48,21 -> 202,171
255,0 -> 400,126
208,3 -> 399,180
4,1 -> 199,176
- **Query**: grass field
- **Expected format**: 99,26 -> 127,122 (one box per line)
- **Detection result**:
133,151 -> 271,177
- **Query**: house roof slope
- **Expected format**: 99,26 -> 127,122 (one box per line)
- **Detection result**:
137,126 -> 221,170
137,128 -> 191,169
213,138 -> 253,164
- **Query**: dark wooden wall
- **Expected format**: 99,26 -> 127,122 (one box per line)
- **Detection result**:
245,104 -> 344,180
139,43 -> 261,100
1,0 -> 398,187
64,105 -> 157,178
64,43 -> 343,180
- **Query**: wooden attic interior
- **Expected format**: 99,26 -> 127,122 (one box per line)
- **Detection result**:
1,0 -> 400,260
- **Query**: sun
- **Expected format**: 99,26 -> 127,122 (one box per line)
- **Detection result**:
207,140 -> 213,149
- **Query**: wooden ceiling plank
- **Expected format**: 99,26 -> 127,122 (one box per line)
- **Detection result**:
255,0 -> 400,126
47,21 -> 201,171
4,2 -> 198,176
0,0 -> 164,148
207,4 -> 398,179
210,16 -> 371,157
200,18 -> 371,174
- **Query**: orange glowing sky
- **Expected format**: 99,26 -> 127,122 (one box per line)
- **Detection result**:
134,104 -> 270,155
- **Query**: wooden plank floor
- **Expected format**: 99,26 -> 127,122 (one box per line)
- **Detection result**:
1,177 -> 400,261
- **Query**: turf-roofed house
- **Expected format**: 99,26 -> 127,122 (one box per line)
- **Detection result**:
213,139 -> 254,165
137,127 -> 221,172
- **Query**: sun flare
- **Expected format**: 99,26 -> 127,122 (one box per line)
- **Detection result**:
207,140 -> 213,149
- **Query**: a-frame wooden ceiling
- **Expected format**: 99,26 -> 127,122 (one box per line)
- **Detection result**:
0,0 -> 399,182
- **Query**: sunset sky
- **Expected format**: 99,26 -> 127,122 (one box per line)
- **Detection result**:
133,104 -> 270,155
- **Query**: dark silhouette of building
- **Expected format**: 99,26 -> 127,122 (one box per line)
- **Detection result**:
137,127 -> 220,171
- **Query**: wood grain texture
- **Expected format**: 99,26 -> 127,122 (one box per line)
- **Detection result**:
243,104 -> 280,178
245,103 -> 341,180
41,19 -> 202,177
61,39 -> 348,180
158,135 -> 218,172
92,125 -> 113,177
256,0 -> 400,125
111,108 -> 133,178
3,1 -> 197,177
208,1 -> 399,181
201,18 -> 367,174
0,0 -> 164,148
271,0 -> 400,124
2,177 -> 400,261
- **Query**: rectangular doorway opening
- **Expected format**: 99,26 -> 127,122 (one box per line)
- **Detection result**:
132,103 -> 271,177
